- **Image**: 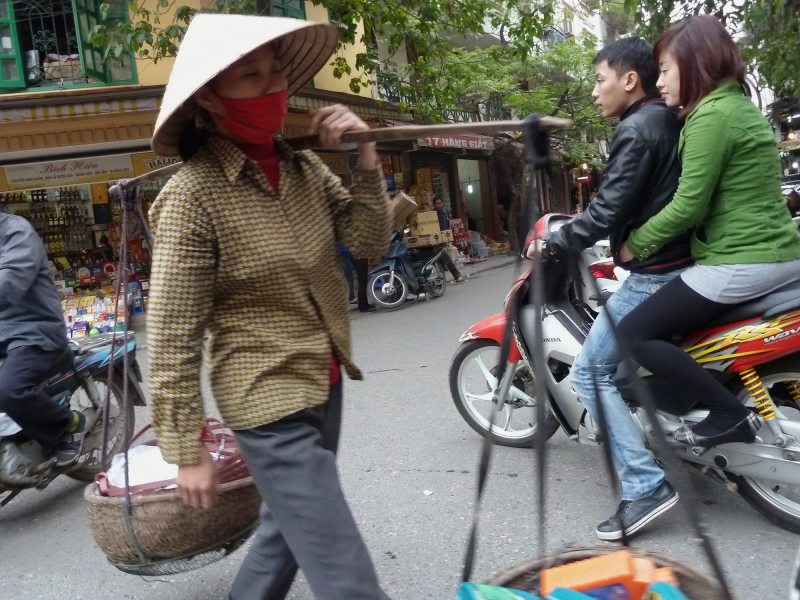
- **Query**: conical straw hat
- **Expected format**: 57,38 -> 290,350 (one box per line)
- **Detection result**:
152,14 -> 338,156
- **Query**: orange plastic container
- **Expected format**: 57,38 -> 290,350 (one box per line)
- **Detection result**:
654,567 -> 678,586
540,551 -> 667,598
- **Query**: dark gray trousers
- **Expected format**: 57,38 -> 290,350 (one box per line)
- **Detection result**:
230,380 -> 391,600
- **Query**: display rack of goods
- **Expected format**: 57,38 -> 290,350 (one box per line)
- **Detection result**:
63,293 -> 126,338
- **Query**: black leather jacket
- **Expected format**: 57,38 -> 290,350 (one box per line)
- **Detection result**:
549,96 -> 693,274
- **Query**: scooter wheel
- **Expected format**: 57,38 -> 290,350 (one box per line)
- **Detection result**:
368,269 -> 409,310
449,339 -> 560,447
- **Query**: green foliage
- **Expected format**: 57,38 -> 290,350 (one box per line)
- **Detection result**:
600,0 -> 634,42
88,0 -> 614,163
630,0 -> 800,98
501,35 -> 614,163
90,0 -> 552,88
384,33 -> 613,163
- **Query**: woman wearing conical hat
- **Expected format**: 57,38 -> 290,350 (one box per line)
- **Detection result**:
146,14 -> 393,600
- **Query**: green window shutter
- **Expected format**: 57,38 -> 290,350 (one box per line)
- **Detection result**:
270,0 -> 306,19
0,0 -> 25,88
73,0 -> 138,85
99,0 -> 137,84
73,0 -> 108,81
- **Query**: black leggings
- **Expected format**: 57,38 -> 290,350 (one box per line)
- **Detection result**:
617,277 -> 751,432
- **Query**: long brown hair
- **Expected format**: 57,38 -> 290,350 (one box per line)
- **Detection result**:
654,15 -> 750,118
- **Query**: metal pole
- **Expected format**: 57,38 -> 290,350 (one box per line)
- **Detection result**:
108,117 -> 572,195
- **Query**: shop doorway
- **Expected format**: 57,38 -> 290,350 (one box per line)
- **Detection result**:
458,158 -> 482,232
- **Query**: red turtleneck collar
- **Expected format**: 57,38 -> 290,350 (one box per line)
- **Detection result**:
236,141 -> 280,192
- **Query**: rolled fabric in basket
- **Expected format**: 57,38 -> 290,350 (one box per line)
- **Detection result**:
106,445 -> 178,489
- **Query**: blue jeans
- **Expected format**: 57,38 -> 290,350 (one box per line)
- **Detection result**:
571,271 -> 681,501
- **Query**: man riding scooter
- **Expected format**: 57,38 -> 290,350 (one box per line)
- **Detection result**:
542,38 -> 693,541
0,212 -> 86,467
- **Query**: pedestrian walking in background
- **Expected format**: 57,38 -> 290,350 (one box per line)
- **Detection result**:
338,243 -> 357,303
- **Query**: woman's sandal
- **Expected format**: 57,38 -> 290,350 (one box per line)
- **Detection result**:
673,412 -> 762,448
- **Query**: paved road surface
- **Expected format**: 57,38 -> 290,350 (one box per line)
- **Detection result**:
1,258 -> 797,599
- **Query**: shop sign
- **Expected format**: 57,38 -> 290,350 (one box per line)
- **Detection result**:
2,155 -> 136,190
576,175 -> 591,183
315,152 -> 350,174
131,152 -> 182,176
417,136 -> 494,150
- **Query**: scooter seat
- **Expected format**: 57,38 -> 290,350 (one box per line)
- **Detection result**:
706,280 -> 800,328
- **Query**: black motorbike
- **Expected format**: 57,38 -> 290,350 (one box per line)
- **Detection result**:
0,331 -> 146,506
368,230 -> 448,310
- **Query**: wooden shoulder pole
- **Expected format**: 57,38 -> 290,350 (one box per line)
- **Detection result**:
109,117 -> 573,195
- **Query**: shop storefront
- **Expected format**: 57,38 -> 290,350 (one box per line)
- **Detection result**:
383,134 -> 511,262
0,150 -> 178,337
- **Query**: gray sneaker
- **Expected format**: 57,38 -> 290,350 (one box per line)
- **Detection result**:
596,480 -> 679,541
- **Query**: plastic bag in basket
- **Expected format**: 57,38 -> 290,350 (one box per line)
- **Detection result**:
95,418 -> 250,496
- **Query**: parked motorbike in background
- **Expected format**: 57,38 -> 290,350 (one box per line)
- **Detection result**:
450,212 -> 800,532
368,229 -> 447,310
0,332 -> 145,506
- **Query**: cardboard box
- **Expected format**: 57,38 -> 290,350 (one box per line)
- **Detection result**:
405,235 -> 432,248
390,192 -> 418,227
441,229 -> 454,242
409,210 -> 442,236
409,223 -> 441,235
411,223 -> 440,235
405,231 -> 449,248
412,211 -> 440,225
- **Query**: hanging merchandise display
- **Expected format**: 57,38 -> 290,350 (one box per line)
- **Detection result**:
408,151 -> 454,211
378,153 -> 397,193
409,165 -> 451,210
0,150 -> 178,334
0,178 -> 163,335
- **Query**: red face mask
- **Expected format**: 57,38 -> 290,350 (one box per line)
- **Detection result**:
218,90 -> 288,145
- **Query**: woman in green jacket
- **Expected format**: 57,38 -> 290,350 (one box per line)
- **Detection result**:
617,15 -> 800,447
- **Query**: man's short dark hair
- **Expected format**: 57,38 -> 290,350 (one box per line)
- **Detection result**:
593,37 -> 658,94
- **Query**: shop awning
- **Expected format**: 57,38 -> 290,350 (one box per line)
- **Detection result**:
0,97 -> 161,123
288,94 -> 412,122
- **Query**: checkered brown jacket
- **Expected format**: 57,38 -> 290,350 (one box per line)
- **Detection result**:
147,136 -> 390,465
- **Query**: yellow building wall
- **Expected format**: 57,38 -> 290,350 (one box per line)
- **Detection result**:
133,1 -> 369,94
304,1 -> 371,98
133,0 -> 213,87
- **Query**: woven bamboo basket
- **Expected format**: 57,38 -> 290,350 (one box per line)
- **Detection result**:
84,476 -> 261,573
485,548 -> 726,599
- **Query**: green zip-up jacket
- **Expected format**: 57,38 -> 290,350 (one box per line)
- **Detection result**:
627,79 -> 800,265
